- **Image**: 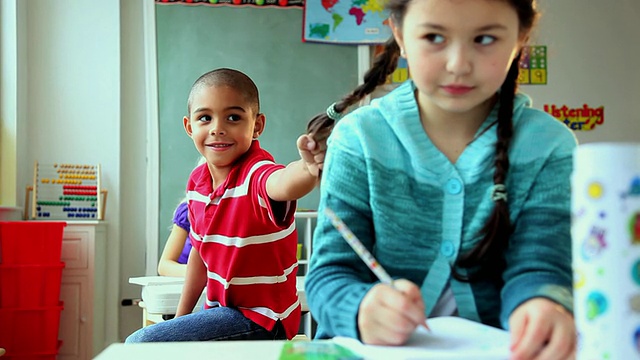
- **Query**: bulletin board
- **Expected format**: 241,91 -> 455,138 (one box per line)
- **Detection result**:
518,45 -> 547,85
155,5 -> 359,254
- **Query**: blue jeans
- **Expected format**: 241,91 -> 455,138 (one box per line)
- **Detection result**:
125,306 -> 287,343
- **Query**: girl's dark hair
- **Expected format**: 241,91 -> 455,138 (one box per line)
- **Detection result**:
307,0 -> 539,282
306,36 -> 400,141
453,52 -> 521,282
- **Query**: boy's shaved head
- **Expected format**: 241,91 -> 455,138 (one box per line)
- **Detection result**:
187,68 -> 260,114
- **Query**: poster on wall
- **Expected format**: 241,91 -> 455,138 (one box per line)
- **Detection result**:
518,45 -> 547,85
372,44 -> 409,84
155,0 -> 303,7
367,44 -> 409,101
544,104 -> 605,131
303,0 -> 392,44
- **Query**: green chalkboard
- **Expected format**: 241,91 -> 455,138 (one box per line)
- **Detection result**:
156,5 -> 359,255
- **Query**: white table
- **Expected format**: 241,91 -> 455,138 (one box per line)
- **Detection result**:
95,341 -> 292,360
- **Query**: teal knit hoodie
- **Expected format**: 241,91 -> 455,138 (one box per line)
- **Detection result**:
306,80 -> 577,340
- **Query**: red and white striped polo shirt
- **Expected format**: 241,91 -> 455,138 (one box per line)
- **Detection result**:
186,141 -> 301,340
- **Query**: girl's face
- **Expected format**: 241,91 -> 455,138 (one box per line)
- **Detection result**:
183,85 -> 264,175
391,0 -> 525,117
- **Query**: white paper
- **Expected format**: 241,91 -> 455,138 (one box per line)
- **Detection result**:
333,316 -> 510,359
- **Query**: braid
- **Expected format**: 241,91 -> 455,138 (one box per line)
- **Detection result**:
306,37 -> 400,140
453,53 -> 521,282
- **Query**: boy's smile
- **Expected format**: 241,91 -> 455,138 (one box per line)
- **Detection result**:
184,85 -> 264,185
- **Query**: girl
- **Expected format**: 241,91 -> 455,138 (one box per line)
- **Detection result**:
156,199 -> 191,277
157,158 -> 207,277
305,1 -> 576,359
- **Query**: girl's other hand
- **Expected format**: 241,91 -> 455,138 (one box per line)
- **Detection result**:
509,298 -> 576,360
358,279 -> 426,346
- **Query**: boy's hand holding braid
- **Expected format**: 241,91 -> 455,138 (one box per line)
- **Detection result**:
298,110 -> 334,177
297,133 -> 327,177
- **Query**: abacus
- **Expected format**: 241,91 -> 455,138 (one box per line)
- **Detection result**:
25,162 -> 107,220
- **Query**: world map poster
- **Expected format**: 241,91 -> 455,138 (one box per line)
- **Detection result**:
303,0 -> 392,44
156,0 -> 303,7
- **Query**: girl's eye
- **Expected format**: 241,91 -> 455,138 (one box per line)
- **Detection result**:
227,114 -> 241,122
475,35 -> 496,45
197,115 -> 211,122
425,33 -> 445,44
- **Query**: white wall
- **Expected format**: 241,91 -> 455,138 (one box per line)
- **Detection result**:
120,0 -> 152,342
0,0 -> 149,344
525,0 -> 640,144
0,0 -> 26,206
25,0 -> 124,344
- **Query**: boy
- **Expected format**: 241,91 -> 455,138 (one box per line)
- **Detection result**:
126,68 -> 324,342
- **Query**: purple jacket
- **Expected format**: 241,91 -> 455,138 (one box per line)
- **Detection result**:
173,202 -> 192,264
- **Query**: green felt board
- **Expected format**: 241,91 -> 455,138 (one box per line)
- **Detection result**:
155,4 -> 359,255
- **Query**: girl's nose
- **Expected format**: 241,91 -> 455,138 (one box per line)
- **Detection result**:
446,45 -> 472,76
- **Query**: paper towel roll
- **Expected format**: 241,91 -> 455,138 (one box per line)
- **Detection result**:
572,142 -> 640,359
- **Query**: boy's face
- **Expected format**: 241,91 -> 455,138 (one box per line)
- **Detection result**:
183,85 -> 264,172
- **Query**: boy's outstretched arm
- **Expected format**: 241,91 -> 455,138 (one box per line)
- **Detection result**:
266,134 -> 325,202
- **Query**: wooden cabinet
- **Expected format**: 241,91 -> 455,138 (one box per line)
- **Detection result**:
58,222 -> 106,360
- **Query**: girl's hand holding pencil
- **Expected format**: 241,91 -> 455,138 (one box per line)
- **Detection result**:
324,207 -> 430,346
358,279 -> 428,346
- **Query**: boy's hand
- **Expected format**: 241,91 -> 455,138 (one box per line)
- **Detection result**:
358,279 -> 427,346
297,134 -> 326,177
509,298 -> 576,360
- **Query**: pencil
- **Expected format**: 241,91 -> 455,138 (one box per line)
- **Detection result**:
323,207 -> 430,331
323,207 -> 394,285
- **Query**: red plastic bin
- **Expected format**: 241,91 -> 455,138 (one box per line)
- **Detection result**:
0,263 -> 65,307
1,340 -> 62,360
3,354 -> 58,360
0,221 -> 66,264
4,353 -> 59,360
0,302 -> 63,355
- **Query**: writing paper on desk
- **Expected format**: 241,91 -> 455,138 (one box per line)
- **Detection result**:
333,316 -> 510,360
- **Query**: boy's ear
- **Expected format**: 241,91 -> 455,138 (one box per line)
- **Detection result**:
253,113 -> 266,139
183,116 -> 193,137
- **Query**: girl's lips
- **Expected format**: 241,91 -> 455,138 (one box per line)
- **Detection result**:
442,85 -> 473,95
